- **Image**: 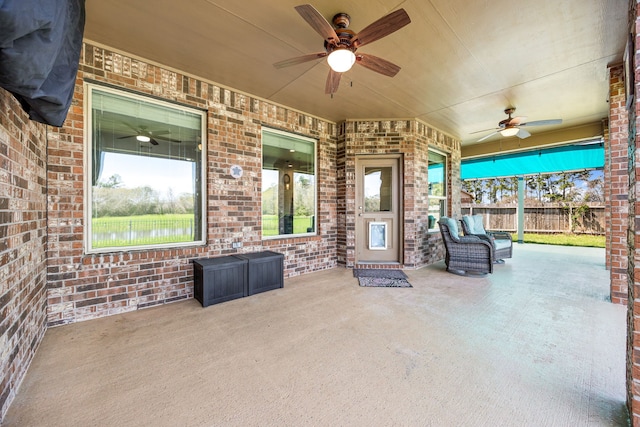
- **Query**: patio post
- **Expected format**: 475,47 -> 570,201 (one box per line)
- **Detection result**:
517,176 -> 524,243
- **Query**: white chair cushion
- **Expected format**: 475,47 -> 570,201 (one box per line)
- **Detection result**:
494,239 -> 511,250
462,215 -> 475,234
443,217 -> 459,237
472,215 -> 487,234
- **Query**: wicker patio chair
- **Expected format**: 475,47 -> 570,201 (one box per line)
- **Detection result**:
460,214 -> 513,263
438,217 -> 494,276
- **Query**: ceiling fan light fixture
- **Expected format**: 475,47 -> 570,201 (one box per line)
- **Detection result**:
327,49 -> 356,72
500,127 -> 519,137
136,135 -> 151,142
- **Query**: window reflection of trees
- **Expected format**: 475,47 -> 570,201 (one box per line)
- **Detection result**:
364,167 -> 392,212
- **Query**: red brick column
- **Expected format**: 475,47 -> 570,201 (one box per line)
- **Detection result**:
608,63 -> 629,305
629,2 -> 640,423
604,119 -> 611,270
631,95 -> 640,425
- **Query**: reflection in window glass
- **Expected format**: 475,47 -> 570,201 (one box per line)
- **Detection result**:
262,129 -> 316,237
364,167 -> 393,212
428,150 -> 447,229
87,85 -> 205,251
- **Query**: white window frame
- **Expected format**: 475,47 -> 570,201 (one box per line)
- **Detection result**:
84,83 -> 207,253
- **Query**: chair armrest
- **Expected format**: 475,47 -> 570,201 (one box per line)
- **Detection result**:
488,231 -> 512,241
470,233 -> 494,245
449,236 -> 495,262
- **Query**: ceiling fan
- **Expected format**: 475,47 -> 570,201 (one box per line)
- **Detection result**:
473,108 -> 562,142
118,123 -> 182,146
273,4 -> 411,94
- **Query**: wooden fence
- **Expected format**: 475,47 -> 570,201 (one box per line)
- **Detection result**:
461,203 -> 605,234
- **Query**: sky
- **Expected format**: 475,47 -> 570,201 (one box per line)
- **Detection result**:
99,152 -> 194,197
263,169 -> 278,190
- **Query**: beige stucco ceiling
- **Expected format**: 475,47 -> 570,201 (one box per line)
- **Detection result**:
84,0 -> 628,154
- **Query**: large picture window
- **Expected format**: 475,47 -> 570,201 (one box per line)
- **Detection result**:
86,84 -> 206,252
428,150 -> 447,230
262,129 -> 316,238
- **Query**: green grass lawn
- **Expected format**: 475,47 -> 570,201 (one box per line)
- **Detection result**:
92,214 -> 194,230
262,215 -> 313,236
510,233 -> 605,248
92,214 -> 195,248
93,214 -> 604,249
93,213 -> 315,248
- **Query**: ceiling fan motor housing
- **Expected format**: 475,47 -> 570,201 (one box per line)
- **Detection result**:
324,13 -> 356,54
332,13 -> 350,28
499,107 -> 517,128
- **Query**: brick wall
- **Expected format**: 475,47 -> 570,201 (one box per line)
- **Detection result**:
629,0 -> 640,423
46,43 -> 339,325
336,123 -> 348,266
337,120 -> 460,268
608,64 -> 629,305
0,90 -> 49,420
604,116 -> 611,270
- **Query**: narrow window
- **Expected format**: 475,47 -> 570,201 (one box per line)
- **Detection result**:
262,129 -> 316,238
428,150 -> 447,230
86,85 -> 206,252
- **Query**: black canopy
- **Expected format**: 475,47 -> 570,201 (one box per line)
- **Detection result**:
0,0 -> 85,127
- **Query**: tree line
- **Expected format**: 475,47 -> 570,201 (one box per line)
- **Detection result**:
462,170 -> 604,204
93,174 -> 194,217
262,173 -> 315,217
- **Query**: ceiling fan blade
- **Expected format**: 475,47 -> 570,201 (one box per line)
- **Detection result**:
470,127 -> 499,135
295,4 -> 339,45
149,138 -> 159,146
516,129 -> 531,139
508,116 -> 527,125
477,131 -> 498,142
274,52 -> 328,69
117,135 -> 136,139
352,9 -> 411,48
122,122 -> 139,132
356,53 -> 401,77
520,119 -> 563,127
325,69 -> 342,95
155,135 -> 182,143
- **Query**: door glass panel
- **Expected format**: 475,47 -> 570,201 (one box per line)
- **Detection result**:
364,167 -> 393,212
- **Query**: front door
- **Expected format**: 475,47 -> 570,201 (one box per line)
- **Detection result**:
355,156 -> 401,263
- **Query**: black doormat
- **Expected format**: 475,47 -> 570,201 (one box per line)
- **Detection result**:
353,269 -> 412,287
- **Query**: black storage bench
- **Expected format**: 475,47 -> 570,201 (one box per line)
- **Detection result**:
236,251 -> 284,296
193,251 -> 284,308
192,256 -> 247,307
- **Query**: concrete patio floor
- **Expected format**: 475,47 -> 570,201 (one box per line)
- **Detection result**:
3,243 -> 628,426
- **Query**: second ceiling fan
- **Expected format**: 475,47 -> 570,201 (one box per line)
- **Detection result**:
473,108 -> 562,142
274,4 -> 411,95
118,123 -> 182,146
